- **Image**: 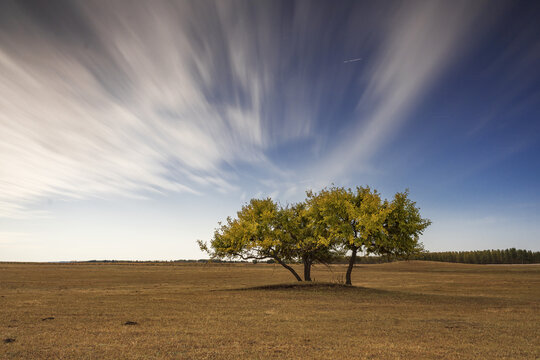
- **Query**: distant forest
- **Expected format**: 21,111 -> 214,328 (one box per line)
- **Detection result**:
189,248 -> 540,265
410,248 -> 540,264
77,248 -> 540,265
207,248 -> 540,265
349,248 -> 540,265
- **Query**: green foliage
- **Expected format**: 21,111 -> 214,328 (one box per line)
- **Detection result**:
380,190 -> 431,258
279,202 -> 339,265
198,198 -> 307,281
306,186 -> 429,257
199,185 -> 431,284
198,198 -> 294,262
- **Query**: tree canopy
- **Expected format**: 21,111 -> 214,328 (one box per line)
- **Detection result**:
198,198 -> 303,281
198,186 -> 431,285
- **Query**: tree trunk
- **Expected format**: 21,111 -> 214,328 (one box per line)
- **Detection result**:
303,258 -> 312,281
345,246 -> 358,285
275,257 -> 302,281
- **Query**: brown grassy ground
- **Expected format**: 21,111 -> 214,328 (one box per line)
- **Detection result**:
0,261 -> 539,359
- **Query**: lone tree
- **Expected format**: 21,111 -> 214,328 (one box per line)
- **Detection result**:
199,186 -> 430,285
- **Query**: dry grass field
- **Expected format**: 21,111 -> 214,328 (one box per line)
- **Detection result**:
1,261 -> 539,359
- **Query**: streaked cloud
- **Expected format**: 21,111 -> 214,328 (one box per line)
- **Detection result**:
1,1 -> 540,260
0,0 -> 503,218
0,1 -> 272,217
317,1 -> 488,179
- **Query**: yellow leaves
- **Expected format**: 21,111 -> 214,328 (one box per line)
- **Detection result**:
204,197 -> 285,259
308,186 -> 385,245
202,186 -> 430,262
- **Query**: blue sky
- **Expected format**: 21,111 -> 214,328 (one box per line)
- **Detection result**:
1,0 -> 539,261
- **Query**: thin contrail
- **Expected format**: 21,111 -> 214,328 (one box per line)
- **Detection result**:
343,58 -> 362,63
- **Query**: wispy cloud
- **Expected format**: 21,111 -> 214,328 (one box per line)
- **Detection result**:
316,1 -> 488,180
0,1 -> 282,217
0,1 -> 499,218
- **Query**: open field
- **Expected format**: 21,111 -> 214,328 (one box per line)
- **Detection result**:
1,261 -> 539,359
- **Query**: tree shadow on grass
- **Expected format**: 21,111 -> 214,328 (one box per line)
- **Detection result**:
221,282 -> 386,293
217,282 -> 513,306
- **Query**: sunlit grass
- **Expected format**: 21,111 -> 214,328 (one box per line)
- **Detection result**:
1,261 -> 538,359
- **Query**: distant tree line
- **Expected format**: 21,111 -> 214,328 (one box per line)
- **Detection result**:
198,186 -> 431,285
76,248 -> 540,266
410,249 -> 540,264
